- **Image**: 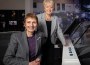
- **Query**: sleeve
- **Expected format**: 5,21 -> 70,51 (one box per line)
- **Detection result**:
3,33 -> 28,65
56,17 -> 67,46
37,14 -> 45,35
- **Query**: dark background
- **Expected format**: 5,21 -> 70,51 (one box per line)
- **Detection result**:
79,0 -> 90,12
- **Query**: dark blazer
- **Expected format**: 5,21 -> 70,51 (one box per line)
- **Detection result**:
3,31 -> 45,65
37,13 -> 66,45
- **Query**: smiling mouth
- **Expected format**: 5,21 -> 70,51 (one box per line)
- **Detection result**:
29,28 -> 34,29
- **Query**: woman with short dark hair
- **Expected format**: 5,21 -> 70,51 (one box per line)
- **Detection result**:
3,13 -> 45,65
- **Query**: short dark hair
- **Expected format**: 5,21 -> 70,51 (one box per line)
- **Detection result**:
24,13 -> 38,24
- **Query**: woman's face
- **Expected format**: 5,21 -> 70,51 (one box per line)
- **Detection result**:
24,17 -> 38,33
44,2 -> 54,15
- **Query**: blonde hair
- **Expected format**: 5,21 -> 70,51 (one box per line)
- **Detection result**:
43,0 -> 54,6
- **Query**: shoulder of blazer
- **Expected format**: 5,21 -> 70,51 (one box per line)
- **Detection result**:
9,31 -> 23,44
55,16 -> 62,24
37,13 -> 44,19
11,31 -> 24,39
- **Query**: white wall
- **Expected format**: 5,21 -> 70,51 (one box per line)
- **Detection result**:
0,0 -> 25,10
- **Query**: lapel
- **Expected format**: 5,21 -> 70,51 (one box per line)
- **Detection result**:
41,13 -> 48,37
22,31 -> 29,56
35,33 -> 41,55
51,16 -> 57,35
40,13 -> 57,36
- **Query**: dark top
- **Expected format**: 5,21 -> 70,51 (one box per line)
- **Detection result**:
41,21 -> 54,65
44,21 -> 54,64
46,21 -> 51,43
27,35 -> 36,61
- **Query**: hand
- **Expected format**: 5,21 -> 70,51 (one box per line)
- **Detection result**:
29,61 -> 35,65
29,58 -> 40,65
29,61 -> 38,65
35,58 -> 40,65
35,58 -> 40,62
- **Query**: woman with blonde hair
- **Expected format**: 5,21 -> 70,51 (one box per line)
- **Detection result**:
37,0 -> 67,65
